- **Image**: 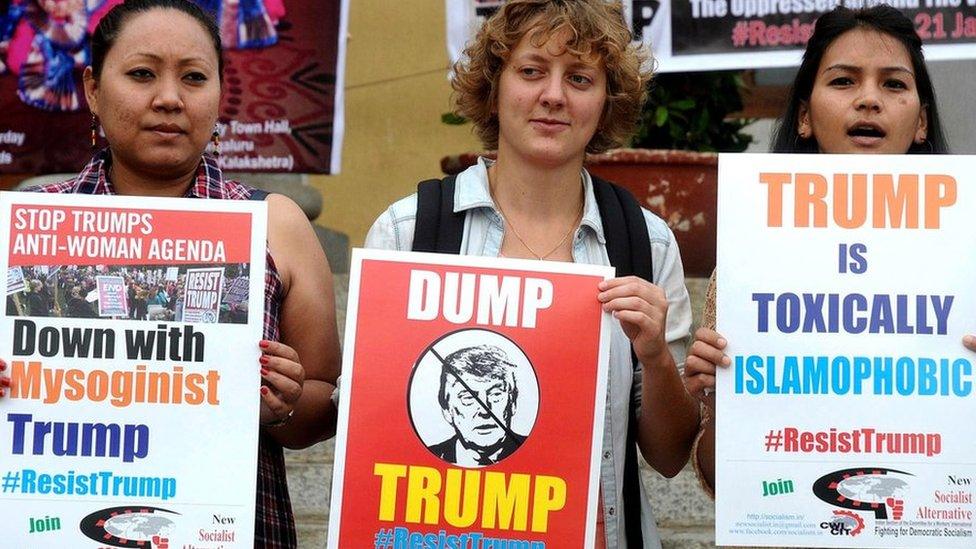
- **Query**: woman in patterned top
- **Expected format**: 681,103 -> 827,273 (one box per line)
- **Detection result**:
683,4 -> 949,496
0,0 -> 340,546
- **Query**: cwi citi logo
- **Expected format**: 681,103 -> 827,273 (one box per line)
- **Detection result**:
813,467 -> 912,523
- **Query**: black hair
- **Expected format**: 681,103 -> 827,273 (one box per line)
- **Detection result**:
90,0 -> 223,81
771,5 -> 948,154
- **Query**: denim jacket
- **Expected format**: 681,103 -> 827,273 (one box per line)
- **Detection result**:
365,158 -> 692,548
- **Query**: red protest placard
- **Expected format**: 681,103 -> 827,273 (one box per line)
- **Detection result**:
7,204 -> 252,266
329,249 -> 613,549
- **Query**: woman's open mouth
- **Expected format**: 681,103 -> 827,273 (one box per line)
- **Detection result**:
847,123 -> 886,146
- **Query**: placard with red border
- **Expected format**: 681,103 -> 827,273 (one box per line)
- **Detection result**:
328,249 -> 613,549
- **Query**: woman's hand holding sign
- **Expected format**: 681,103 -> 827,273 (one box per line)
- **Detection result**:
964,335 -> 976,353
0,359 -> 8,397
684,327 -> 730,409
258,340 -> 305,427
597,276 -> 670,364
597,276 -> 700,478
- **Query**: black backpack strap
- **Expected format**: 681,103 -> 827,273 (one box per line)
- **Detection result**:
591,175 -> 653,282
591,175 -> 652,548
248,188 -> 270,201
412,175 -> 463,254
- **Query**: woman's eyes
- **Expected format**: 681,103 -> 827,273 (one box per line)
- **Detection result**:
569,73 -> 593,86
184,72 -> 209,84
826,75 -> 911,90
127,68 -> 154,80
517,67 -> 594,87
125,69 -> 209,83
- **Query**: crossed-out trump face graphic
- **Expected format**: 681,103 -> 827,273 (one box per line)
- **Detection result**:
409,329 -> 539,468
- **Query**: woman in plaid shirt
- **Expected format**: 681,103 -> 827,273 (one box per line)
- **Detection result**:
0,0 -> 340,546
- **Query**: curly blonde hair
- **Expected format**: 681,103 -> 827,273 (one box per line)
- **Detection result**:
452,0 -> 652,154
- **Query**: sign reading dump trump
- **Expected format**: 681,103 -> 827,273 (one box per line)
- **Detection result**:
0,192 -> 267,548
715,154 -> 976,547
329,249 -> 613,549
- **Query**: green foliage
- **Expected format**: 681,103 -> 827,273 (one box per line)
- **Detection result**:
441,112 -> 469,125
631,71 -> 753,152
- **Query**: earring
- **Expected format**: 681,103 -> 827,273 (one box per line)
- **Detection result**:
90,114 -> 99,150
798,128 -> 808,139
211,125 -> 220,157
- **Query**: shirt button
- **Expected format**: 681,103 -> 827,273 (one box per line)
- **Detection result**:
603,451 -> 611,460
608,507 -> 615,516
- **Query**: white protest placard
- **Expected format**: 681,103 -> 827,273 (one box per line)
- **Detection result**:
6,266 -> 24,295
96,275 -> 128,317
181,268 -> 224,324
0,192 -> 267,547
715,154 -> 976,547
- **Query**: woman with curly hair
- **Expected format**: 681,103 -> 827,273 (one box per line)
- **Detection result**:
366,1 -> 699,547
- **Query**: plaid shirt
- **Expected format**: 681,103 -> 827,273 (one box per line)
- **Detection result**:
33,150 -> 297,548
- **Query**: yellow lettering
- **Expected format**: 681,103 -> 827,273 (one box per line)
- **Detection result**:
530,475 -> 566,532
443,468 -> 480,528
374,463 -> 407,521
405,465 -> 441,525
482,472 -> 530,531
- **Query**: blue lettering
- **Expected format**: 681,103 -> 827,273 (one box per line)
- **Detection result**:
777,293 -> 800,333
895,295 -> 912,333
843,294 -> 867,333
7,413 -> 32,455
827,294 -> 839,332
4,414 -> 148,462
933,295 -> 954,335
782,355 -> 801,393
852,356 -> 871,394
753,293 -> 774,332
803,356 -> 828,394
869,294 -> 893,333
918,358 -> 937,395
873,356 -> 893,394
802,293 -> 825,332
896,357 -> 915,395
735,355 -> 744,393
830,357 -> 851,394
745,355 -> 765,394
953,359 -> 972,396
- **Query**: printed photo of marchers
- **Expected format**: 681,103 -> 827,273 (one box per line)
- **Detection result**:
5,263 -> 252,324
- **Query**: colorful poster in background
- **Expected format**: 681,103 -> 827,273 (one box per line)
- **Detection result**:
181,267 -> 224,323
447,1 -> 976,72
6,264 -> 23,294
329,249 -> 613,549
0,192 -> 267,548
715,154 -> 976,547
0,0 -> 349,174
222,275 -> 250,306
95,274 -> 127,317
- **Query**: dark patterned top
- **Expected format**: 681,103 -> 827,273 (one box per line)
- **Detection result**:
32,149 -> 297,548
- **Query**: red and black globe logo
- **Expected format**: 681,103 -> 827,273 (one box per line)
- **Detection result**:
79,506 -> 179,548
813,467 -> 912,520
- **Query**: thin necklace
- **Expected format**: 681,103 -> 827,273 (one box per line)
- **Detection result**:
491,180 -> 585,260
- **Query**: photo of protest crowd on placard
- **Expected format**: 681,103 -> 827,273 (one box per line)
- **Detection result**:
4,263 -> 251,324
